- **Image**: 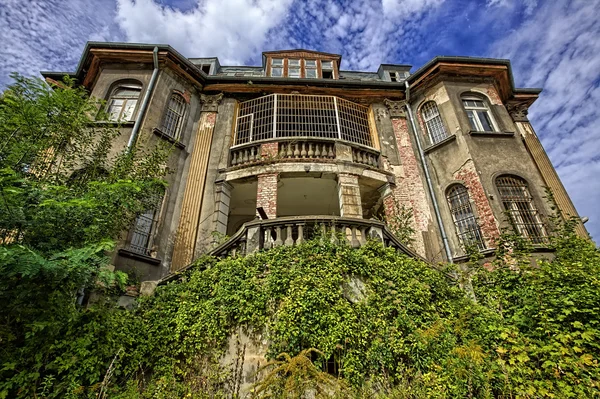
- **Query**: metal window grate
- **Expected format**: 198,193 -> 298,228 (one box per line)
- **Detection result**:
496,175 -> 547,243
162,94 -> 186,139
234,94 -> 373,148
447,184 -> 486,250
126,195 -> 162,256
421,101 -> 448,144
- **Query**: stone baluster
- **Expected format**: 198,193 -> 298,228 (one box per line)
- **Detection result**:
307,142 -> 314,157
250,146 -> 256,162
286,143 -> 293,158
231,151 -> 238,166
327,144 -> 334,158
300,142 -> 307,157
293,143 -> 300,158
359,227 -> 367,245
330,223 -> 338,244
297,224 -> 305,245
263,226 -> 273,249
279,143 -> 286,158
351,226 -> 360,248
314,143 -> 321,158
284,225 -> 294,246
274,226 -> 283,246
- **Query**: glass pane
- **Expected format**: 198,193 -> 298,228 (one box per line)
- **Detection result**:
107,99 -> 123,121
122,99 -> 137,121
115,87 -> 141,98
466,110 -> 478,130
289,67 -> 300,78
289,59 -> 300,66
305,60 -> 316,68
477,111 -> 494,131
272,58 -> 283,66
271,67 -> 283,77
321,60 -> 333,70
306,69 -> 317,78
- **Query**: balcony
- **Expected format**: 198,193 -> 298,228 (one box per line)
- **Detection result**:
229,94 -> 380,169
210,216 -> 419,259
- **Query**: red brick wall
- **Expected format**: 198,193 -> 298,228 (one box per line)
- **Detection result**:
257,172 -> 278,219
453,160 -> 499,246
389,118 -> 431,256
485,85 -> 502,106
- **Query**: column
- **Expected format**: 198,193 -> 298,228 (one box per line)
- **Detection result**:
256,172 -> 279,219
337,173 -> 363,218
171,93 -> 223,272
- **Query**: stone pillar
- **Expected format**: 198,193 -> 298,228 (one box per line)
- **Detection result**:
212,180 -> 233,237
507,101 -> 588,239
337,173 -> 363,218
256,172 -> 278,219
171,94 -> 223,272
383,99 -> 431,257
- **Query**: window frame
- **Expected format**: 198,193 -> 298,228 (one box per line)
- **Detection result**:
288,59 -> 301,78
160,92 -> 187,140
495,175 -> 548,243
305,59 -> 318,78
270,58 -> 283,77
462,95 -> 498,132
446,184 -> 486,250
105,82 -> 142,122
321,60 -> 334,79
125,193 -> 164,256
420,101 -> 449,145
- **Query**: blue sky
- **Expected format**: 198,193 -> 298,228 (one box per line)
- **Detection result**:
1,0 -> 598,241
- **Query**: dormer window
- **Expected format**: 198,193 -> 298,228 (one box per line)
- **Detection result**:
289,59 -> 300,78
200,64 -> 211,74
390,71 -> 401,82
321,60 -> 334,79
271,58 -> 283,77
305,60 -> 317,78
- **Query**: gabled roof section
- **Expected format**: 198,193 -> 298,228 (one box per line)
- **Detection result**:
261,49 -> 342,68
406,56 -> 542,103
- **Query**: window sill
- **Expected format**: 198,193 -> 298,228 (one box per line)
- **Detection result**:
468,130 -> 514,137
153,128 -> 186,149
91,120 -> 135,128
452,245 -> 554,262
424,134 -> 456,153
118,248 -> 161,265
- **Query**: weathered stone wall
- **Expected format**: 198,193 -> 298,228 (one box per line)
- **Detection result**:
337,173 -> 363,218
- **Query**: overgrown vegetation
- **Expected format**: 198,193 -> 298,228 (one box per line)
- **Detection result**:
0,75 -> 599,398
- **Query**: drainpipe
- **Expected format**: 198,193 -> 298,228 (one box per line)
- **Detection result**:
404,80 -> 454,263
127,46 -> 160,150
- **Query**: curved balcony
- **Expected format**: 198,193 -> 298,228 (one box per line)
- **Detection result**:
209,215 -> 420,259
229,93 -> 380,170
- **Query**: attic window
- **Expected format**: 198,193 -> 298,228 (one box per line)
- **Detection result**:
289,59 -> 300,78
321,60 -> 334,79
390,71 -> 400,82
305,60 -> 317,78
271,58 -> 283,77
201,64 -> 211,74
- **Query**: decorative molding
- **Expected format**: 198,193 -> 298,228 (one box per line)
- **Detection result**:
506,101 -> 530,122
384,99 -> 406,118
200,93 -> 223,112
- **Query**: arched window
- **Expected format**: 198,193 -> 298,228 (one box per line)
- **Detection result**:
462,95 -> 497,132
421,101 -> 448,144
106,83 -> 142,122
446,184 -> 486,250
161,93 -> 187,139
495,175 -> 547,243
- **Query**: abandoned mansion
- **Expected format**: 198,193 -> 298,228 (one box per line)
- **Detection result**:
42,42 -> 588,282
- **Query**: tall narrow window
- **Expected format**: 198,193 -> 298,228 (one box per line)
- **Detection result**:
496,175 -> 547,243
126,195 -> 163,256
462,97 -> 497,132
107,83 -> 142,121
321,60 -> 334,79
288,59 -> 300,78
161,93 -> 186,139
305,60 -> 317,78
271,58 -> 283,77
446,184 -> 486,250
421,101 -> 448,144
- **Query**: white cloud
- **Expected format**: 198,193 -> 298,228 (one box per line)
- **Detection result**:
114,0 -> 293,64
492,0 -> 600,240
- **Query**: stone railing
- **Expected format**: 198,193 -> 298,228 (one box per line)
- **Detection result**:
230,143 -> 261,167
352,147 -> 380,167
209,215 -> 419,259
277,140 -> 336,160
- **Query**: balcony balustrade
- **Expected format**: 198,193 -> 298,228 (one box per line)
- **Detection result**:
209,215 -> 418,259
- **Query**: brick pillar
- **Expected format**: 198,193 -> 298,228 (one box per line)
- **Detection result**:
212,180 -> 233,237
171,94 -> 222,272
337,173 -> 363,218
257,172 -> 278,219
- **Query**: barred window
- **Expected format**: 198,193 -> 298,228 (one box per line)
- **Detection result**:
446,184 -> 486,250
161,93 -> 186,139
496,175 -> 547,243
106,83 -> 141,121
462,96 -> 497,132
126,195 -> 163,256
421,101 -> 448,144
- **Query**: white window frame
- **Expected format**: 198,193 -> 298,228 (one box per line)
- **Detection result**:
462,96 -> 498,132
271,58 -> 283,77
305,60 -> 317,78
288,59 -> 301,78
421,101 -> 449,144
161,93 -> 186,139
106,84 -> 141,122
321,60 -> 334,79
